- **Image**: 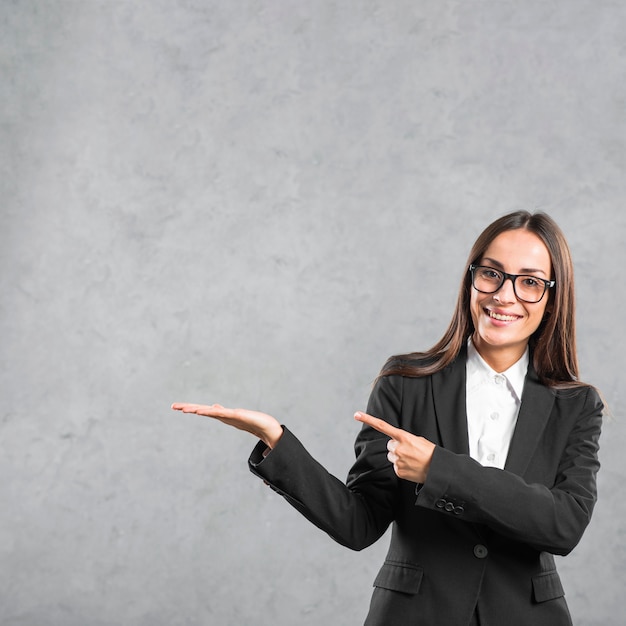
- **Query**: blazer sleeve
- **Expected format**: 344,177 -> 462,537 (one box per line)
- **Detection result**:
247,376 -> 402,551
416,385 -> 603,555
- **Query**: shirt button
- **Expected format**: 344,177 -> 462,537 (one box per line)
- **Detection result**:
494,375 -> 504,385
490,412 -> 499,420
487,453 -> 496,462
474,544 -> 489,559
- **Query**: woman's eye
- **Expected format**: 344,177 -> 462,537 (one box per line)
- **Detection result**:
481,269 -> 501,280
522,277 -> 540,287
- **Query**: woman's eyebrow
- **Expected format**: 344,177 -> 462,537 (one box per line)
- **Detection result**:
481,257 -> 548,276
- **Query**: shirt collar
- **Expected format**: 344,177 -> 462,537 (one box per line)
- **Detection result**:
466,338 -> 529,401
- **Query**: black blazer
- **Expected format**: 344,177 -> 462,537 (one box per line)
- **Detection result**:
249,349 -> 603,626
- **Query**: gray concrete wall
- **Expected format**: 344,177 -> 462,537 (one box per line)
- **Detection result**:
1,1 -> 624,625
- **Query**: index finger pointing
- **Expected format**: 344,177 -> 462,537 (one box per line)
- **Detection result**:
354,411 -> 403,439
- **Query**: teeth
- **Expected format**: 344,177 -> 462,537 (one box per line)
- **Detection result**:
488,310 -> 519,322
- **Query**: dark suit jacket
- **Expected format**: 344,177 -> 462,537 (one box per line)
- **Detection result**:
248,348 -> 603,626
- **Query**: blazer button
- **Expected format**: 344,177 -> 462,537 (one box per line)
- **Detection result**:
453,506 -> 464,515
444,502 -> 455,512
435,499 -> 447,509
473,544 -> 488,559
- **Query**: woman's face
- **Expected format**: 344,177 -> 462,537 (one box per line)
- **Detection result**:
470,228 -> 552,371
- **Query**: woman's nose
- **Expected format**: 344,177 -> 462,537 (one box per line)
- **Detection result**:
494,276 -> 517,303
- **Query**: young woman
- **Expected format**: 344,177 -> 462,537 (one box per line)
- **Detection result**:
172,211 -> 603,626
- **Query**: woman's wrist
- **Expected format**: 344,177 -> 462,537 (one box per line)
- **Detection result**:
264,423 -> 284,449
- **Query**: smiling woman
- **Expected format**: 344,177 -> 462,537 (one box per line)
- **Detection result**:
381,211 -> 581,389
469,229 -> 553,372
172,211 -> 603,626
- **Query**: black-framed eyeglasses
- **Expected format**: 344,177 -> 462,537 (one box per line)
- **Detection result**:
469,264 -> 555,304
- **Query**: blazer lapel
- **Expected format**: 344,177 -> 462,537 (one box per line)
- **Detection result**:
431,347 -> 470,455
504,364 -> 555,476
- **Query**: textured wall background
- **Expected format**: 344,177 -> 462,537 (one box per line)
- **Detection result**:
1,1 -> 625,625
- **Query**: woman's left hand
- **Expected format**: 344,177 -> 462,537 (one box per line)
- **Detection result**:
354,411 -> 436,484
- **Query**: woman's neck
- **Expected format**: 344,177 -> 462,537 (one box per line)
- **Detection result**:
471,335 -> 528,373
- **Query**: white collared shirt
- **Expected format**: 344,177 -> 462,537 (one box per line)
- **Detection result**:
466,338 -> 529,469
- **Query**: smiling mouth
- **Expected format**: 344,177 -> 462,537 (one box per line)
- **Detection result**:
485,309 -> 522,322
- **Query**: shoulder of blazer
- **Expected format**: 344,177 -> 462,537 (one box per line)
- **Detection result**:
382,344 -> 468,379
525,356 -> 600,407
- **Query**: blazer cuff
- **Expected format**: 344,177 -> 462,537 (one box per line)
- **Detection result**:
247,426 -> 297,482
415,446 -> 468,518
249,440 -> 272,467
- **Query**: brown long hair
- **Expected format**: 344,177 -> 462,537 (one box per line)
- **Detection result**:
381,210 -> 584,389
